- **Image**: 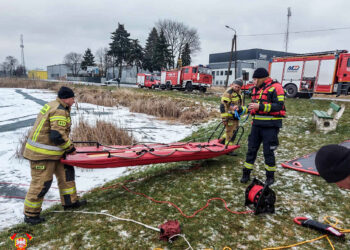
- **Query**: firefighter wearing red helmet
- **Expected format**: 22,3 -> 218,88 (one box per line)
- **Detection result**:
234,68 -> 286,185
219,79 -> 243,148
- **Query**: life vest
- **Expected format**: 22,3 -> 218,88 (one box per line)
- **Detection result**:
250,78 -> 286,119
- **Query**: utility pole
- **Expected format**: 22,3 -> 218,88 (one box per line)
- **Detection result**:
285,7 -> 291,52
225,25 -> 237,88
20,34 -> 26,76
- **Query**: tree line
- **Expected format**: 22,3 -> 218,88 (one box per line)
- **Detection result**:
63,19 -> 200,78
0,56 -> 26,77
0,19 -> 200,79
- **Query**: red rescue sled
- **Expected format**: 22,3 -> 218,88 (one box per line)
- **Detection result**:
61,139 -> 239,169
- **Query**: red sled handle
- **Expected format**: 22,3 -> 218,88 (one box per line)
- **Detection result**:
293,217 -> 308,225
293,217 -> 345,239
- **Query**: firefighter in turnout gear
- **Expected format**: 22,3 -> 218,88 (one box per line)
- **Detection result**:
234,68 -> 286,185
220,79 -> 243,150
23,86 -> 86,225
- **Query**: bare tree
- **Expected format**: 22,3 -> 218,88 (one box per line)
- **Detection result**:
4,56 -> 18,76
156,19 -> 201,68
0,62 -> 8,76
63,52 -> 82,76
95,47 -> 112,77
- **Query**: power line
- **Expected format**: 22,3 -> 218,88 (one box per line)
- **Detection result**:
240,26 -> 350,37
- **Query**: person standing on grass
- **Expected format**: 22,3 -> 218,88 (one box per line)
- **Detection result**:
219,79 -> 243,152
23,86 -> 86,225
232,68 -> 286,185
315,144 -> 350,189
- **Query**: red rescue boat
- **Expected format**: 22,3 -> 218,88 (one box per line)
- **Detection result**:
61,139 -> 239,169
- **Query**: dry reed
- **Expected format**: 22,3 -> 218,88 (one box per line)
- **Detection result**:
15,129 -> 31,159
71,118 -> 136,146
14,119 -> 135,159
1,78 -> 216,124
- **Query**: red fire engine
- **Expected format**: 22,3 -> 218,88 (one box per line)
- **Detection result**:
242,50 -> 350,98
160,65 -> 212,93
137,73 -> 160,89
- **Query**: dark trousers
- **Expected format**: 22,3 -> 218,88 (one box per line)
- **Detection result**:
245,125 -> 280,169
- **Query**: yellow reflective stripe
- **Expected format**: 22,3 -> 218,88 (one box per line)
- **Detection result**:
61,187 -> 76,195
40,104 -> 50,115
244,162 -> 253,169
32,118 -> 46,142
277,95 -> 285,101
25,143 -> 64,156
50,116 -> 70,122
259,90 -> 264,100
253,117 -> 283,120
264,104 -> 271,112
268,87 -> 275,92
225,140 -> 234,146
242,106 -> 248,115
231,97 -> 240,102
221,97 -> 231,102
24,199 -> 43,208
221,113 -> 233,118
60,140 -> 71,149
265,164 -> 276,171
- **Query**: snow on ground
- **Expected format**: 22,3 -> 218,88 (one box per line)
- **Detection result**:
0,88 -> 196,231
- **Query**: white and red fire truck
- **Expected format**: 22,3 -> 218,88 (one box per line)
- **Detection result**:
137,73 -> 160,89
160,65 -> 213,92
242,50 -> 350,98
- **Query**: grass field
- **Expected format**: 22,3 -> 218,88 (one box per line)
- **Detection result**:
0,81 -> 350,249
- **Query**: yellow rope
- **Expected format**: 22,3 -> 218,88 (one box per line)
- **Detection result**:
325,236 -> 335,250
262,235 -> 327,250
263,216 -> 350,250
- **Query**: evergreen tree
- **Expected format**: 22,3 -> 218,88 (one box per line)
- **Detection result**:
181,43 -> 191,66
153,30 -> 172,71
108,23 -> 131,79
143,27 -> 158,72
81,48 -> 96,70
128,39 -> 143,74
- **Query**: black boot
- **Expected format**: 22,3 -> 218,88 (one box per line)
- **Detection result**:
24,215 -> 45,225
265,171 -> 275,185
63,199 -> 87,211
240,168 -> 252,183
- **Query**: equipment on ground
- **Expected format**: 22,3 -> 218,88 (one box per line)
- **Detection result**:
61,139 -> 239,169
159,220 -> 181,241
281,140 -> 350,175
294,217 -> 345,239
245,178 -> 276,215
160,65 -> 212,92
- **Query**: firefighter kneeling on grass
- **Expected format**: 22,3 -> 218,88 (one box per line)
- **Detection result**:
23,86 -> 86,225
232,68 -> 286,185
219,79 -> 243,156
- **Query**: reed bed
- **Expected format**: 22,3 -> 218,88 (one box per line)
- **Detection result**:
0,78 -> 217,124
71,118 -> 136,146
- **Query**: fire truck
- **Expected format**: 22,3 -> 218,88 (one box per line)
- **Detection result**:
272,50 -> 350,97
242,50 -> 350,98
160,65 -> 213,93
137,73 -> 160,89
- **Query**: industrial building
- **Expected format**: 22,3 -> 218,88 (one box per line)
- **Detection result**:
47,64 -> 71,80
208,48 -> 297,86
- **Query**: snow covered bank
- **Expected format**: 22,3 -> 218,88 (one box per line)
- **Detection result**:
0,88 -> 196,231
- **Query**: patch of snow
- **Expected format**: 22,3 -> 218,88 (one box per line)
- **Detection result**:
0,88 -> 197,231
